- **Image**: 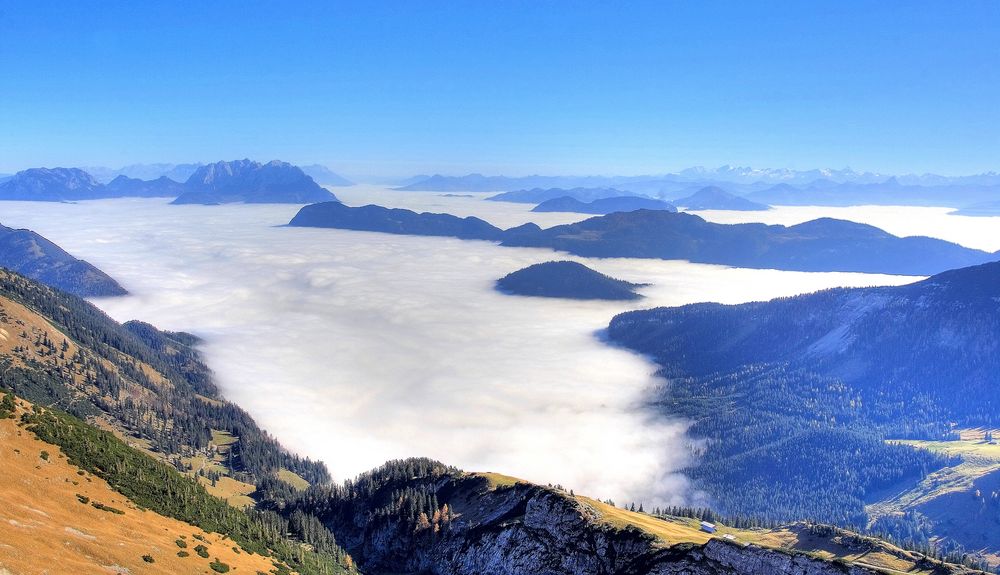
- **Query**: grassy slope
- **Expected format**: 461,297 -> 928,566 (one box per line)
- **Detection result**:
0,398 -> 285,575
470,471 -> 980,574
872,430 -> 1000,568
574,495 -> 978,575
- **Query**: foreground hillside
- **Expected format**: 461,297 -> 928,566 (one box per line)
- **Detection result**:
607,259 -> 1000,568
0,398 -> 292,575
0,268 -> 353,572
262,459 -> 985,575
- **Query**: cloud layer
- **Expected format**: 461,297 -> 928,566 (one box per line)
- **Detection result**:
0,193 -> 941,506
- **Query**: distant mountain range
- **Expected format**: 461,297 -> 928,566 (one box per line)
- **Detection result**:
673,186 -> 770,211
82,163 -> 203,184
0,160 -> 339,205
398,169 -> 1000,207
531,196 -> 676,214
487,187 -> 639,203
105,175 -> 186,197
299,164 -> 354,186
171,160 -> 338,205
289,202 -> 996,275
496,261 -> 644,300
0,168 -> 106,201
0,223 -> 126,297
745,177 -> 1000,207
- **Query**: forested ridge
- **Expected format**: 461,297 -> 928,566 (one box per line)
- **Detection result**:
0,268 -> 328,487
0,223 -> 127,297
607,260 -> 1000,553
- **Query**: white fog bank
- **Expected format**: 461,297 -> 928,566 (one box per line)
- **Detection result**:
0,193 -> 924,506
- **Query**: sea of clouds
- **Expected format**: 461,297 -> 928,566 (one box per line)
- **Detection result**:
3,190 -> 989,506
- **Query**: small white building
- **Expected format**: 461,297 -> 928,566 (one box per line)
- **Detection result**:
700,521 -> 717,533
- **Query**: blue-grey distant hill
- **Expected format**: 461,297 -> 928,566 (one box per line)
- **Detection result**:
497,261 -> 644,300
105,175 -> 185,197
299,164 -> 354,186
531,196 -> 675,214
0,223 -> 127,297
488,187 -> 641,204
84,163 -> 203,184
398,174 -> 680,195
502,212 -> 995,275
396,174 -> 581,192
0,161 -> 336,205
288,201 -> 502,240
747,177 -> 1000,207
0,168 -> 184,200
394,167 -> 1000,198
171,159 -> 338,205
288,202 -> 996,275
0,168 -> 106,201
673,186 -> 770,211
950,200 -> 1000,217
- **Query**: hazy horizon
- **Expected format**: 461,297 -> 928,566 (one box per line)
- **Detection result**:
5,160 -> 1000,184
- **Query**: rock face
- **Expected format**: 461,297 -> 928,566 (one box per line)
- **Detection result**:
0,168 -> 104,201
497,261 -> 644,300
309,468 -> 905,575
172,159 -> 338,204
0,224 -> 127,297
532,196 -> 676,214
673,186 -> 770,211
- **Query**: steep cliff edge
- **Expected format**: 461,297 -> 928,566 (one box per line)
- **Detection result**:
271,461 -> 983,575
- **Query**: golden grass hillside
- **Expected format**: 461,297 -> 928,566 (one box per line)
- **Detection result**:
573,495 -> 980,575
0,399 -> 293,575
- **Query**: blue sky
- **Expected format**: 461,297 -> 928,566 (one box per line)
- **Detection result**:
1,1 -> 998,177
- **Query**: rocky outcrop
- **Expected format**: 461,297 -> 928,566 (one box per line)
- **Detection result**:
305,469 -> 970,575
172,159 -> 338,204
